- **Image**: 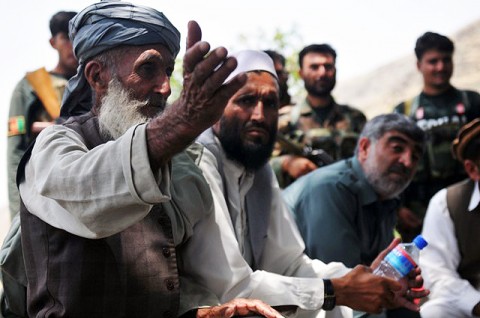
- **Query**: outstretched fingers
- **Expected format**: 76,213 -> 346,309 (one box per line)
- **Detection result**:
183,41 -> 211,75
186,20 -> 202,50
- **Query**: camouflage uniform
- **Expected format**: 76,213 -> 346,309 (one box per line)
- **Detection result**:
7,70 -> 68,219
271,97 -> 366,188
393,87 -> 480,221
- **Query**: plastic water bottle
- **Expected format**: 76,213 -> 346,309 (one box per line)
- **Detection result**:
373,235 -> 428,280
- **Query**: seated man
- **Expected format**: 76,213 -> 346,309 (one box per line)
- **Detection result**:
420,118 -> 480,318
13,2 -> 281,317
283,113 -> 425,266
194,50 -> 428,317
283,113 -> 426,318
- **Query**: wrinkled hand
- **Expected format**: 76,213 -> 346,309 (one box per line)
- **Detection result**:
333,239 -> 430,314
332,265 -> 401,314
147,21 -> 246,167
196,298 -> 283,318
282,155 -> 317,179
385,267 -> 429,311
172,20 -> 246,136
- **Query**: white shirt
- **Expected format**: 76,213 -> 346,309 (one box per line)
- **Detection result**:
21,124 -> 351,316
223,158 -> 254,265
187,136 -> 351,314
420,182 -> 480,316
20,123 -> 172,239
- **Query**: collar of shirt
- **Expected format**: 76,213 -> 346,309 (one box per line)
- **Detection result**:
215,137 -> 255,264
300,96 -> 337,116
468,180 -> 480,212
338,157 -> 379,207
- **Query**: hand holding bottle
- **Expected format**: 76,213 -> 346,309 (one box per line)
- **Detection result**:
373,235 -> 428,280
370,237 -> 430,312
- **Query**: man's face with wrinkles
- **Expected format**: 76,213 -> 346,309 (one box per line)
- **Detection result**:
358,131 -> 423,199
214,71 -> 279,171
97,44 -> 175,139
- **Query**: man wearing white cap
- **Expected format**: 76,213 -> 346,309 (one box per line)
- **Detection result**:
194,50 -> 428,317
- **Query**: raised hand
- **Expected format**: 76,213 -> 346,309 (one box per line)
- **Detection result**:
175,20 -> 246,135
147,21 -> 246,167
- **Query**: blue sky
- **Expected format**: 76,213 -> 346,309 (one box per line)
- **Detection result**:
1,0 -> 479,210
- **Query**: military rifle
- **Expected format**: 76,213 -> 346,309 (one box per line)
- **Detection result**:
276,133 -> 334,168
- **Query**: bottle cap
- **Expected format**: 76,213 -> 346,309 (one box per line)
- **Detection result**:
413,235 -> 428,250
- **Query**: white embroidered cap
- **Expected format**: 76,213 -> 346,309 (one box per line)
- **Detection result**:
224,49 -> 278,84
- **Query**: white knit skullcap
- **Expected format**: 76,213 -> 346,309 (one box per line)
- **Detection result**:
224,49 -> 278,84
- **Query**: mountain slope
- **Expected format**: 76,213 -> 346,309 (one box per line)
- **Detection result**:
334,19 -> 480,118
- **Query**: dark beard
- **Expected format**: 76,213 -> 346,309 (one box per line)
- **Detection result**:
217,116 -> 277,171
304,78 -> 336,98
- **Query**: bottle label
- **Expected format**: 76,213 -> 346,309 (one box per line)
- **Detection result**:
384,246 -> 417,277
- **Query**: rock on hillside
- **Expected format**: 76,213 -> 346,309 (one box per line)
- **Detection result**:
334,19 -> 480,119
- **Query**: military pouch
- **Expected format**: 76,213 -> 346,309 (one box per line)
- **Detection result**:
426,124 -> 461,179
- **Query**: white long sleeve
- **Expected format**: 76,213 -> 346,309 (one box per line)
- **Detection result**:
181,147 -> 350,312
420,188 -> 480,316
19,123 -> 171,238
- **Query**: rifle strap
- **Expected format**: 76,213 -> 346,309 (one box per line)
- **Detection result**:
405,90 -> 470,117
25,68 -> 61,119
404,95 -> 420,117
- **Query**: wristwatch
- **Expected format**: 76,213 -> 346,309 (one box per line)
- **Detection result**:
322,279 -> 336,311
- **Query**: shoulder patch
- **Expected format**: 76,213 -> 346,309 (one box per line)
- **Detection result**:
8,116 -> 26,136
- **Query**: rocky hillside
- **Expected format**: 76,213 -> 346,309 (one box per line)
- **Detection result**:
335,19 -> 480,119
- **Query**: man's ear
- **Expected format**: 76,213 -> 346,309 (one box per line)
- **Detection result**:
49,36 -> 57,50
464,159 -> 480,181
85,60 -> 109,94
357,137 -> 371,163
49,37 -> 56,49
298,68 -> 304,80
212,120 -> 221,135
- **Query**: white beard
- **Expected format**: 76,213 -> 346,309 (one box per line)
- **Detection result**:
98,78 -> 152,140
363,143 -> 410,199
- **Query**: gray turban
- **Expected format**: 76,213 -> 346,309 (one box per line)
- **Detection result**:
61,0 -> 181,117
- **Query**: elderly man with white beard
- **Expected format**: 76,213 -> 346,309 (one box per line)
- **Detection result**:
12,2 -> 283,318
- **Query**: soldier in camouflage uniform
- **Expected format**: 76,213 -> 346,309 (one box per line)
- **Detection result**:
6,11 -> 78,219
271,44 -> 366,188
393,32 -> 480,241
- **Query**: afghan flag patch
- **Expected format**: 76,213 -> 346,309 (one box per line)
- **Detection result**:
8,116 -> 26,136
